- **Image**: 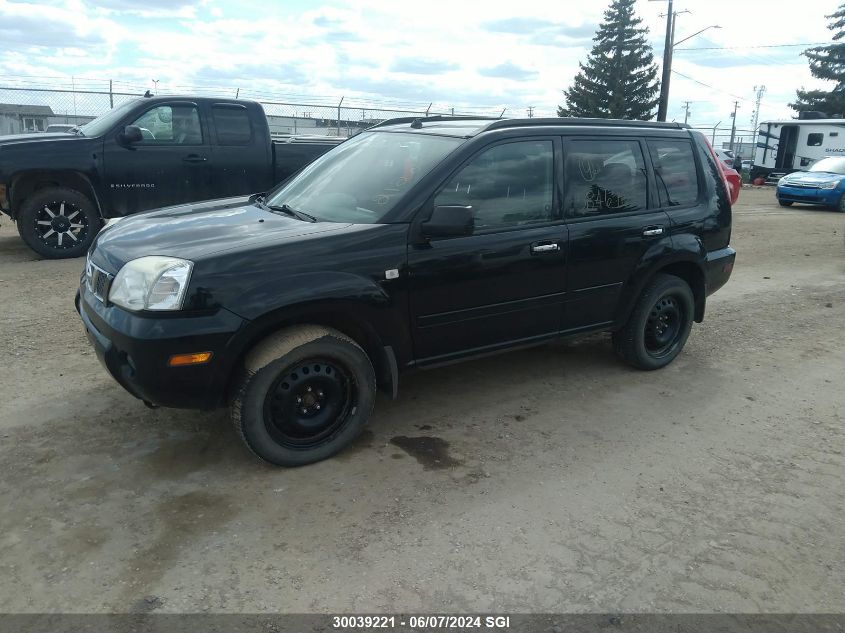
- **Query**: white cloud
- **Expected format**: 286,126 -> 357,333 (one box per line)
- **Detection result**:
0,0 -> 839,124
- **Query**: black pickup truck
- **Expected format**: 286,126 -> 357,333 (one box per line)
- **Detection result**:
0,95 -> 342,258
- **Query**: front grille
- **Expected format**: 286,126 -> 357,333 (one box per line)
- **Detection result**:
86,260 -> 114,302
783,181 -> 818,189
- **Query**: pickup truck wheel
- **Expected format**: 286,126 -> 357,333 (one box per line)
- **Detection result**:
17,187 -> 100,259
232,325 -> 376,466
612,273 -> 694,370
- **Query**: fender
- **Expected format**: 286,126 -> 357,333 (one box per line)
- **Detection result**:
613,234 -> 708,328
10,169 -> 104,219
209,271 -> 412,404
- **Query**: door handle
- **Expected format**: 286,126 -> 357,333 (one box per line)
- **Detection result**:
183,154 -> 207,163
642,226 -> 664,237
531,242 -> 560,253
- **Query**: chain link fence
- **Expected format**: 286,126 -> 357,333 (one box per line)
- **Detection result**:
690,124 -> 759,159
0,79 -> 519,137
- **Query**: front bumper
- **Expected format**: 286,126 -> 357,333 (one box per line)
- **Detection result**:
704,246 -> 736,297
776,185 -> 841,206
76,282 -> 246,409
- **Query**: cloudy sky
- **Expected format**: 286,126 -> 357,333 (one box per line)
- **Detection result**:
0,0 -> 840,132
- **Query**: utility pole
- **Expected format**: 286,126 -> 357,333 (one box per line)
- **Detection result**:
682,101 -> 691,124
656,0 -> 674,122
729,101 -> 740,152
751,85 -> 766,133
527,106 -> 534,118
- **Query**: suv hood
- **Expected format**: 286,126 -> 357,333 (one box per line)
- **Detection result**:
92,196 -> 350,272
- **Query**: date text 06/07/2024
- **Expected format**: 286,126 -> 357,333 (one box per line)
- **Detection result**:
331,615 -> 512,629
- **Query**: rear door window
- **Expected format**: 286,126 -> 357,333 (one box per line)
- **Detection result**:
212,105 -> 253,145
647,139 -> 699,207
564,139 -> 648,216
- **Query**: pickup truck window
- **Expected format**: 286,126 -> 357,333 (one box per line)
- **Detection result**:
213,105 -> 252,145
267,131 -> 463,224
565,139 -> 647,216
435,140 -> 554,230
130,105 -> 203,145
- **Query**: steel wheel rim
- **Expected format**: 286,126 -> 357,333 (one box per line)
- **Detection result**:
34,200 -> 88,249
263,359 -> 354,449
644,295 -> 684,358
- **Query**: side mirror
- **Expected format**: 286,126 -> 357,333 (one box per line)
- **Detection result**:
120,125 -> 143,145
421,205 -> 474,238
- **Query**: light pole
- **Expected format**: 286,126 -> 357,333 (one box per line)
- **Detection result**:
655,0 -> 674,122
674,24 -> 721,48
653,1 -> 721,121
657,21 -> 720,121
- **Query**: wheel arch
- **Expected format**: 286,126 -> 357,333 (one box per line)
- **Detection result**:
615,257 -> 707,328
10,170 -> 103,219
219,301 -> 401,406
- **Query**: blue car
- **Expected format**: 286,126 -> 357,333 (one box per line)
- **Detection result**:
777,157 -> 845,211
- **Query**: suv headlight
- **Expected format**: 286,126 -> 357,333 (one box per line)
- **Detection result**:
819,179 -> 842,189
109,256 -> 193,311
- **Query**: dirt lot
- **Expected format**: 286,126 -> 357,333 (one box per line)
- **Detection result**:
0,187 -> 843,614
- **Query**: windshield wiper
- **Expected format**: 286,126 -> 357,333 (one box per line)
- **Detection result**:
266,203 -> 317,223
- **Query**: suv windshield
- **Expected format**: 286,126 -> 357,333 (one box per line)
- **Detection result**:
78,100 -> 140,137
809,157 -> 845,174
266,131 -> 464,223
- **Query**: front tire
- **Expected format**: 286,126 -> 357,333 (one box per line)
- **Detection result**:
232,325 -> 376,466
778,200 -> 793,207
613,274 -> 695,370
17,187 -> 101,259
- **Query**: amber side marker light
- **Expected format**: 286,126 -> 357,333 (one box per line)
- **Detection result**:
168,352 -> 213,367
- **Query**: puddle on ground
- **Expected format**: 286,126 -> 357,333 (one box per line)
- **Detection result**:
389,436 -> 462,470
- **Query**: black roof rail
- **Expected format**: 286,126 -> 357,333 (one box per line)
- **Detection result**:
483,117 -> 689,131
367,115 -> 501,130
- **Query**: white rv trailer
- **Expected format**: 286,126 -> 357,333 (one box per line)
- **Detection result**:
751,118 -> 845,181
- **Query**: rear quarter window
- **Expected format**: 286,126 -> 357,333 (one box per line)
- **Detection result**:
647,139 -> 699,207
212,106 -> 253,145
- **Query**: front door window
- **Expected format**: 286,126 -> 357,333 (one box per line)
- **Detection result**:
434,140 -> 554,231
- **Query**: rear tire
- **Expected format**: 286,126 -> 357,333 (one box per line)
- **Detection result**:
232,325 -> 376,466
778,200 -> 793,207
613,274 -> 695,370
17,187 -> 101,259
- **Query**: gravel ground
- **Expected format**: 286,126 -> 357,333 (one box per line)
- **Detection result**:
0,187 -> 843,614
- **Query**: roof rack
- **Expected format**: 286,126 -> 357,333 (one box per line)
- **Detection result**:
483,117 -> 688,131
367,115 -> 502,130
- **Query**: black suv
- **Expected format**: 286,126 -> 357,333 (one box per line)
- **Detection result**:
76,116 -> 736,466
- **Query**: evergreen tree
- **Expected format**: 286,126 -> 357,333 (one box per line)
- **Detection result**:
791,4 -> 845,115
558,0 -> 659,120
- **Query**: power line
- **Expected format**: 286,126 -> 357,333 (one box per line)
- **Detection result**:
670,70 -> 754,103
674,41 -> 834,51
